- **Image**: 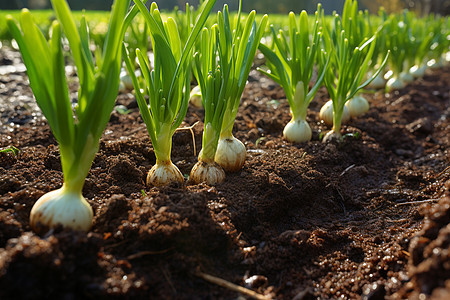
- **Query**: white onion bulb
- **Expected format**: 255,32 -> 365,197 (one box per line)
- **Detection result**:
386,76 -> 405,92
400,71 -> 414,84
368,71 -> 386,89
189,160 -> 225,185
147,161 -> 184,187
215,136 -> 246,172
345,95 -> 369,118
189,85 -> 203,108
283,119 -> 312,143
322,130 -> 342,143
30,186 -> 93,233
319,100 -> 350,126
409,65 -> 426,78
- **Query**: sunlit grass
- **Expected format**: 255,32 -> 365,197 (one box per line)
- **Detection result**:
0,10 -> 110,41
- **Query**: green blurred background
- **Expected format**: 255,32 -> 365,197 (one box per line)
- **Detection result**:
0,0 -> 449,15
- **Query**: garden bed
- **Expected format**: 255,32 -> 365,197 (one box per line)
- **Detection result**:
0,46 -> 449,299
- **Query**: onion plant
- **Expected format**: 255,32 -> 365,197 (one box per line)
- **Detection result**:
320,0 -> 389,143
345,8 -> 383,116
191,4 -> 268,182
399,11 -> 432,79
189,24 -> 226,185
213,2 -> 268,172
408,19 -> 434,78
397,11 -> 421,84
190,3 -> 268,181
366,8 -> 388,89
426,16 -> 450,69
120,19 -> 149,91
258,5 -> 328,143
384,12 -> 411,91
123,0 -> 216,187
323,1 -> 380,120
320,1 -> 369,123
7,0 -> 135,232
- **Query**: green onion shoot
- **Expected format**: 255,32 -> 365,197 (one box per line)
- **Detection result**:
189,85 -> 203,108
320,0 -> 389,142
189,24 -> 226,185
214,1 -> 268,172
123,0 -> 216,186
258,5 -> 327,143
190,3 -> 267,183
7,0 -> 135,232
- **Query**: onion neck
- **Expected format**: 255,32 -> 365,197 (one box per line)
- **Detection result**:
59,182 -> 84,198
155,158 -> 174,167
60,134 -> 98,194
331,99 -> 344,135
200,122 -> 220,164
219,130 -> 234,140
154,123 -> 173,164
220,107 -> 237,140
291,108 -> 307,124
291,81 -> 307,121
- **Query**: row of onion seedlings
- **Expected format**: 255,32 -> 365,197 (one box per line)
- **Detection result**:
6,0 -> 449,233
255,0 -> 448,144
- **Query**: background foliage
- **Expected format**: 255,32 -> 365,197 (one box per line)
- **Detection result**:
1,0 -> 448,15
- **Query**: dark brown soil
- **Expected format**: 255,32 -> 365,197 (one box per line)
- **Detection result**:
0,46 -> 449,299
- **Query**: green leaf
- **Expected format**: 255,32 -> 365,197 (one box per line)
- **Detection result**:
123,44 -> 157,144
51,0 -> 95,99
10,0 -> 132,192
125,0 -> 217,162
6,14 -> 56,129
258,8 -> 324,121
79,14 -> 95,69
165,17 -> 182,62
50,21 -> 74,146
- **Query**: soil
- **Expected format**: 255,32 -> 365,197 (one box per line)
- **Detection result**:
0,45 -> 449,299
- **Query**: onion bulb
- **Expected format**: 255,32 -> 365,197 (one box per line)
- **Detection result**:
399,71 -> 414,84
345,95 -> 369,118
215,136 -> 246,172
30,185 -> 93,233
118,81 -> 126,93
189,85 -> 203,108
189,160 -> 225,185
120,69 -> 141,92
283,119 -> 312,143
368,71 -> 385,89
427,58 -> 443,69
384,70 -> 394,80
319,100 -> 350,126
322,130 -> 342,143
147,160 -> 184,187
386,76 -> 405,91
444,52 -> 450,65
409,65 -> 426,78
120,73 -> 133,91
